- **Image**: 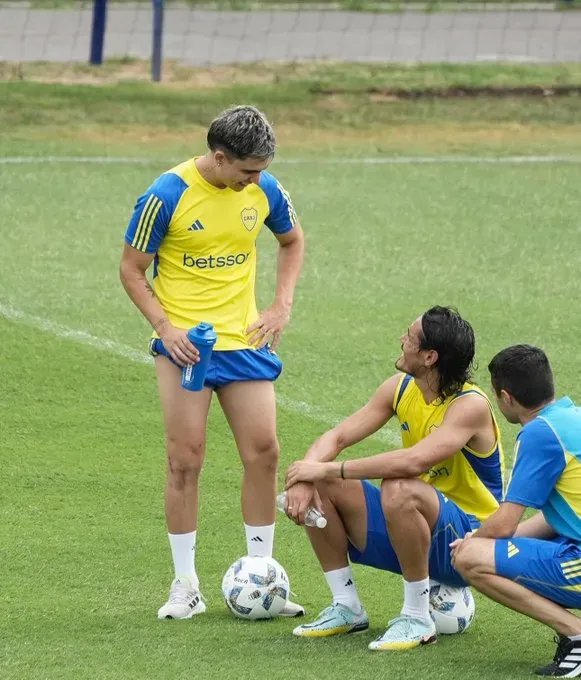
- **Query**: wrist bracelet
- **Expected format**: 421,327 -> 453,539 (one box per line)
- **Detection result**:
340,460 -> 346,479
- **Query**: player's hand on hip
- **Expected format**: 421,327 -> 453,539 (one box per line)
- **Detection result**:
246,303 -> 290,350
286,461 -> 328,489
284,482 -> 321,526
159,325 -> 200,367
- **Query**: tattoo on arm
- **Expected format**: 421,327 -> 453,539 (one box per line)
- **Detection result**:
145,281 -> 156,298
153,317 -> 168,332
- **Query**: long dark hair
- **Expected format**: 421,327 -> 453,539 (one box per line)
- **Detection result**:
419,306 -> 475,401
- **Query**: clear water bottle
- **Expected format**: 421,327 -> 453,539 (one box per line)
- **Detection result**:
276,492 -> 327,529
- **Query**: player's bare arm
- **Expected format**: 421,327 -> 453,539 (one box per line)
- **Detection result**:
119,243 -> 199,366
452,504 -> 555,558
285,392 -> 492,486
283,373 -> 398,524
514,511 -> 557,539
450,502 -> 528,562
308,373 -> 400,463
470,502 -> 527,540
247,222 -> 305,350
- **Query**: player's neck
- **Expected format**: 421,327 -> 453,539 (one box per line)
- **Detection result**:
519,399 -> 555,425
195,155 -> 227,189
415,372 -> 440,405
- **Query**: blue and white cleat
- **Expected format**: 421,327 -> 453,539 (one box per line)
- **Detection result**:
368,615 -> 437,650
292,603 -> 369,637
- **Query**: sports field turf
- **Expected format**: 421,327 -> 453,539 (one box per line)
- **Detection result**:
1,62 -> 581,679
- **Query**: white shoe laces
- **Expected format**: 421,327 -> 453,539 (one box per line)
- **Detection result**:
168,584 -> 197,605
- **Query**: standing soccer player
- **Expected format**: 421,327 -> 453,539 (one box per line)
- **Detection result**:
120,106 -> 305,619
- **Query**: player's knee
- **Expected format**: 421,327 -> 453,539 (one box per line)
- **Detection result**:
315,477 -> 340,496
380,477 -> 420,515
242,439 -> 279,474
453,539 -> 487,579
315,477 -> 347,505
166,437 -> 205,484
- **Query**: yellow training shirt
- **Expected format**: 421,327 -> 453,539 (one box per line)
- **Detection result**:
394,374 -> 504,521
124,158 -> 297,350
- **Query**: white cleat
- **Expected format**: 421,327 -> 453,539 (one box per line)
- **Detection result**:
279,600 -> 306,618
157,577 -> 206,620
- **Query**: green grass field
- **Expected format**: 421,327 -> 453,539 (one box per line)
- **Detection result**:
2,62 -> 581,680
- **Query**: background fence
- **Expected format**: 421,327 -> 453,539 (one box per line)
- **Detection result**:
0,1 -> 579,80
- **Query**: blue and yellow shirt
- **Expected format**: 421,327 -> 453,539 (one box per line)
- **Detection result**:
394,374 -> 504,522
505,397 -> 581,541
124,158 -> 297,350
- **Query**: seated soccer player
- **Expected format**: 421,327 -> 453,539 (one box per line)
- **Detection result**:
283,306 -> 504,650
452,345 -> 581,677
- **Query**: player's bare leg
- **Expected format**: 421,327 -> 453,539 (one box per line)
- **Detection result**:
155,356 -> 213,619
293,479 -> 370,637
218,380 -> 303,617
456,538 -> 581,633
455,537 -> 581,676
368,478 -> 439,650
218,380 -> 278,536
381,478 -> 440,581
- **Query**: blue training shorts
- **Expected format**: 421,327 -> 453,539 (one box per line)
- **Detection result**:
348,480 -> 480,587
149,338 -> 282,389
495,535 -> 581,609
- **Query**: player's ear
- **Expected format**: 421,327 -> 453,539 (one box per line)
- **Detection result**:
424,349 -> 438,368
500,389 -> 512,406
214,150 -> 226,167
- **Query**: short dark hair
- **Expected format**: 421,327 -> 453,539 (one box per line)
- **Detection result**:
207,105 -> 275,160
419,306 -> 475,401
488,344 -> 554,408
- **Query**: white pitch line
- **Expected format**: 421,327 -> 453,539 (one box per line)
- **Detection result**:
1,155 -> 581,166
0,301 -> 399,445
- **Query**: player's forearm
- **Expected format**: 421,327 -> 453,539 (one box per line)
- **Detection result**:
472,503 -> 526,539
274,234 -> 304,309
119,265 -> 170,334
304,430 -> 344,463
514,512 -> 556,539
334,450 -> 423,480
471,517 -> 513,539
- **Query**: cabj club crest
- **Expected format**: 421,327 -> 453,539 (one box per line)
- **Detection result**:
241,207 -> 258,231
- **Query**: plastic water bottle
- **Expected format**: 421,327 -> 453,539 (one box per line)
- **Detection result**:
276,492 -> 327,529
181,322 -> 218,391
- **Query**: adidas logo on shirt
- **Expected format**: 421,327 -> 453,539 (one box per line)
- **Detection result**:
188,219 -> 205,231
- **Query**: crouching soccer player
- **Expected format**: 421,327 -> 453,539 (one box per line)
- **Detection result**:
453,345 -> 581,677
284,307 -> 504,649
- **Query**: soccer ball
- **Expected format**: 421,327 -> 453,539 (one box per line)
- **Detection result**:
429,580 -> 475,634
222,556 -> 289,620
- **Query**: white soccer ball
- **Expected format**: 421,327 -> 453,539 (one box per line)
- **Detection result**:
222,556 -> 289,620
429,580 -> 475,634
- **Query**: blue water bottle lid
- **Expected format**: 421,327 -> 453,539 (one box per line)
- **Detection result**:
188,321 -> 217,345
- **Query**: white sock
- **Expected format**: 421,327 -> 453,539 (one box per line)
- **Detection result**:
245,523 -> 275,557
568,633 -> 581,641
401,577 -> 431,622
324,566 -> 363,615
168,531 -> 198,588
